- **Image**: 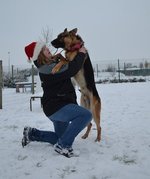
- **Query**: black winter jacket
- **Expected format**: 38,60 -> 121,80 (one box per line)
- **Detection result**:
36,52 -> 86,117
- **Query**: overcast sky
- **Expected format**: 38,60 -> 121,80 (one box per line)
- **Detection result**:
0,0 -> 150,67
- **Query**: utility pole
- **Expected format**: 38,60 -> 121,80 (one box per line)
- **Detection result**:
8,52 -> 10,77
96,64 -> 99,78
11,65 -> 14,81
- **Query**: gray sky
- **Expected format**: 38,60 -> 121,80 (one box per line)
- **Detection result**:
0,0 -> 150,67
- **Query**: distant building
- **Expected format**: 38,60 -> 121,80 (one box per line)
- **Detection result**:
119,68 -> 150,76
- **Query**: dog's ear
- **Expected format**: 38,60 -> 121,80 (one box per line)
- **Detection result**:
64,28 -> 68,33
70,28 -> 78,35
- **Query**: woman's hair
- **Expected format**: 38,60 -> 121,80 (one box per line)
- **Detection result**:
34,46 -> 52,68
36,46 -> 50,66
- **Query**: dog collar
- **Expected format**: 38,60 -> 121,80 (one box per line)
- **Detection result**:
69,43 -> 83,52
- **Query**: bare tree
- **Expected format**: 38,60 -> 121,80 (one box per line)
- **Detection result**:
139,62 -> 144,69
144,61 -> 148,69
39,26 -> 53,47
106,64 -> 116,72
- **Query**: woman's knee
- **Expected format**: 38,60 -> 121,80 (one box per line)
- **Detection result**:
83,109 -> 92,122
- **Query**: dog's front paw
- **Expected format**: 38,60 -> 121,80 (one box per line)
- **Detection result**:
51,66 -> 60,74
51,63 -> 62,74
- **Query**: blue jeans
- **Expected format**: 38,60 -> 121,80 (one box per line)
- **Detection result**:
30,104 -> 92,148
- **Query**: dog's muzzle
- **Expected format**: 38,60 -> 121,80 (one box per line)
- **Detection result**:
51,39 -> 65,49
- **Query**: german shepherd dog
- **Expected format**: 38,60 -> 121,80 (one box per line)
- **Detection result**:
51,28 -> 101,142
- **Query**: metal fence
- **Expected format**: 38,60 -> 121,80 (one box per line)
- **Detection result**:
92,58 -> 150,81
2,58 -> 150,85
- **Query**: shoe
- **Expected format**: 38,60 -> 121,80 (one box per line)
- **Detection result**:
22,126 -> 32,147
54,143 -> 79,158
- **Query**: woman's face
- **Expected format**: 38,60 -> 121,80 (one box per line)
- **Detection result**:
42,46 -> 52,59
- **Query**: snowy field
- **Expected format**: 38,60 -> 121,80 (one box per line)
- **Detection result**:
0,82 -> 150,179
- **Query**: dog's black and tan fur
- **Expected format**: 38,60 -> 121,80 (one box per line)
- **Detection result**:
51,28 -> 101,142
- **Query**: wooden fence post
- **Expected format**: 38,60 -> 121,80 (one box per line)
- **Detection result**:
31,65 -> 35,94
0,60 -> 2,109
118,59 -> 120,82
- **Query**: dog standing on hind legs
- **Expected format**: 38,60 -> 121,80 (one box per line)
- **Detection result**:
51,28 -> 102,142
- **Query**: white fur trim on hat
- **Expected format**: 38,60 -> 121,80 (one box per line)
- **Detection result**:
32,41 -> 46,61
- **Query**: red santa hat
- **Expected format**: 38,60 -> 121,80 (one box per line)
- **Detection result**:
24,41 -> 45,62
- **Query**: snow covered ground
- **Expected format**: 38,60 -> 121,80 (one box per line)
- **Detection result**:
0,82 -> 150,179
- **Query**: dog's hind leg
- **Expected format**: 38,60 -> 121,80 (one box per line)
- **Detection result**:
81,122 -> 92,139
80,93 -> 92,139
92,96 -> 102,142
